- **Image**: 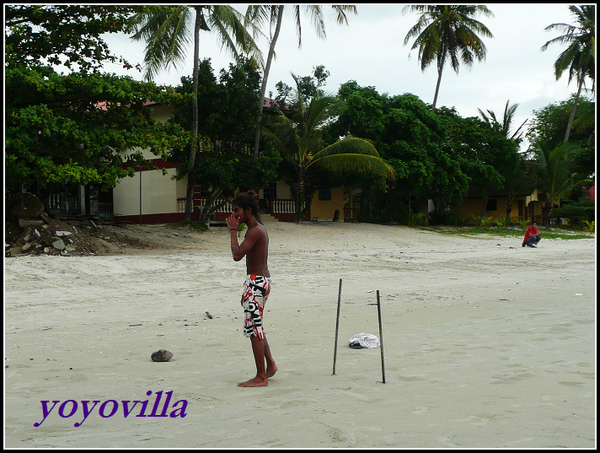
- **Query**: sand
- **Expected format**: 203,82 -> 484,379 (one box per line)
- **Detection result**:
4,221 -> 596,448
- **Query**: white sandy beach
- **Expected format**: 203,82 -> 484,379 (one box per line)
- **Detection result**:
4,221 -> 596,448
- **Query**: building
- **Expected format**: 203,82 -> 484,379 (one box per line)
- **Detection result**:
111,101 -> 347,224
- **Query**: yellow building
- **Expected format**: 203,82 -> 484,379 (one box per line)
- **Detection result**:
451,188 -> 544,223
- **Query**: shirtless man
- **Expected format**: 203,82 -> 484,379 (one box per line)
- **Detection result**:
226,192 -> 277,387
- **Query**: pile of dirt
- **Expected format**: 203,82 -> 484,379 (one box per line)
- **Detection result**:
5,193 -> 206,257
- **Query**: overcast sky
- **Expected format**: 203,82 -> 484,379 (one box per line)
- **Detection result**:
101,3 -> 586,150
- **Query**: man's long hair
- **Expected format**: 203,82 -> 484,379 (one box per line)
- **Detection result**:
232,191 -> 261,223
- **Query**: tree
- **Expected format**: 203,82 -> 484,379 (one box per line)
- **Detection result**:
403,5 -> 494,110
263,75 -> 395,223
478,100 -> 528,145
329,83 -> 471,223
541,5 -> 595,143
169,58 -> 280,224
5,68 -> 187,192
437,108 -> 520,218
244,5 -> 357,157
5,5 -> 139,73
529,144 -> 589,225
526,97 -> 595,224
5,5 -> 187,200
127,5 -> 261,221
526,96 -> 595,178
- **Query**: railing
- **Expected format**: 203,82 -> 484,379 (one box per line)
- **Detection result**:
178,197 -> 295,215
47,194 -> 80,215
270,199 -> 295,214
90,201 -> 113,218
201,198 -> 232,213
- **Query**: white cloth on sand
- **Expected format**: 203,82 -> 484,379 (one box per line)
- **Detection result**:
348,333 -> 380,349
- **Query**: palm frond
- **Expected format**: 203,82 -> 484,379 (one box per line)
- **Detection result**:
307,138 -> 395,180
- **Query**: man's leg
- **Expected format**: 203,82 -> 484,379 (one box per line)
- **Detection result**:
263,334 -> 277,378
238,335 -> 269,387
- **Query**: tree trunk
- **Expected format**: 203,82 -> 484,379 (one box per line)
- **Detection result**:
293,181 -> 304,224
184,7 -> 202,221
253,6 -> 284,158
432,48 -> 446,110
480,195 -> 488,219
563,76 -> 583,143
198,188 -> 224,224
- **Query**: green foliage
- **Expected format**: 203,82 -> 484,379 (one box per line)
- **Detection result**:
173,57 -> 261,143
168,59 -> 280,223
274,65 -> 330,106
5,5 -> 189,193
264,74 -> 394,223
551,198 -> 595,225
329,84 -> 471,221
407,211 -> 428,227
582,220 -> 595,233
517,219 -> 531,231
402,5 -> 494,109
526,95 -> 595,178
127,5 -> 261,82
470,215 -> 495,228
428,209 -> 464,226
493,215 -> 510,227
5,5 -> 140,72
5,67 -> 188,190
541,5 -> 595,88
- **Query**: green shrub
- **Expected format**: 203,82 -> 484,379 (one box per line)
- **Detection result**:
407,212 -> 428,227
429,209 -> 464,226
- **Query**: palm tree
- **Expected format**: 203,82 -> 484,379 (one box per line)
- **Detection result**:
478,100 -> 528,144
403,5 -> 494,110
244,5 -> 357,158
531,143 -> 589,225
127,5 -> 261,221
263,74 -> 395,223
541,5 -> 595,143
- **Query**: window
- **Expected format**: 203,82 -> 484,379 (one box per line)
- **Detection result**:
264,181 -> 277,199
486,199 -> 497,211
318,189 -> 331,201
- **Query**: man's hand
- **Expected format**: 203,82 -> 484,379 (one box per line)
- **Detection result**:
226,213 -> 239,231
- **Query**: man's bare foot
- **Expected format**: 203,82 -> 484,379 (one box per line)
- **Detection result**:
237,376 -> 268,387
267,363 -> 278,378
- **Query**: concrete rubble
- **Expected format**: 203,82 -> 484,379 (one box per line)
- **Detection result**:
5,193 -> 121,257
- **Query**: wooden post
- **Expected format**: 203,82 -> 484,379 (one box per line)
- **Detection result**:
376,290 -> 386,383
332,278 -> 342,375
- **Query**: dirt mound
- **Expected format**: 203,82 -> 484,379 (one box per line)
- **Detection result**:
5,194 -> 206,257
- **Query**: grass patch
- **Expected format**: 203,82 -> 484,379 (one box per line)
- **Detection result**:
421,225 -> 594,240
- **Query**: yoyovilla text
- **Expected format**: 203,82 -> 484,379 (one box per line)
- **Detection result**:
34,390 -> 188,427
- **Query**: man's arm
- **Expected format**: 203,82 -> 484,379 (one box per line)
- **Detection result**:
230,227 -> 260,262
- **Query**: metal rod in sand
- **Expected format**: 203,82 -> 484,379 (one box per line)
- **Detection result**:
332,278 -> 342,375
376,290 -> 386,383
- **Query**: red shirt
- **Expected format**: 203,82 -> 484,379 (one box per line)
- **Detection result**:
523,225 -> 538,242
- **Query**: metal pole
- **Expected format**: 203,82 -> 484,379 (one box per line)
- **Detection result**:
139,167 -> 143,226
332,278 -> 342,375
376,290 -> 386,384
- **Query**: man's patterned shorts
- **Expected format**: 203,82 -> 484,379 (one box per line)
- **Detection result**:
241,274 -> 271,339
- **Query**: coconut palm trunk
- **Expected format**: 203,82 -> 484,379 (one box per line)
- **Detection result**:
184,7 -> 202,221
432,46 -> 447,110
564,76 -> 584,143
252,6 -> 284,158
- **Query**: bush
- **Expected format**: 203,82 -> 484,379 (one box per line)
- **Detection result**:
551,199 -> 595,226
428,209 -> 464,226
470,214 -> 495,228
407,211 -> 428,227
